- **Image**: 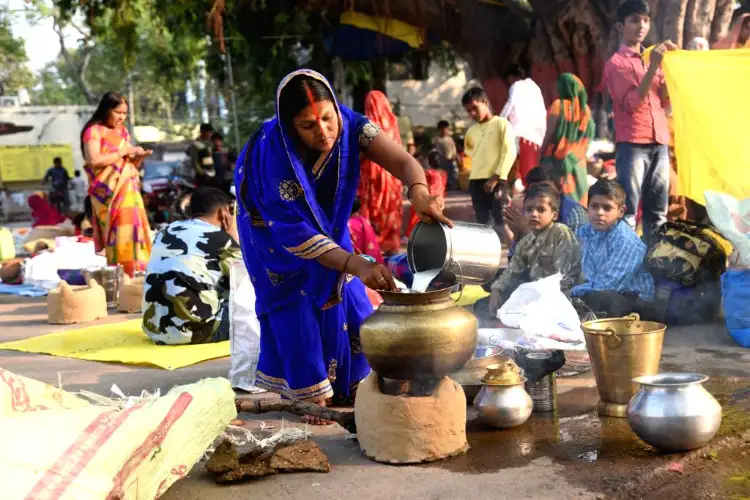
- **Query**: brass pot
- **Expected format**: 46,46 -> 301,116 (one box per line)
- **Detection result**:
582,313 -> 665,418
360,287 -> 477,381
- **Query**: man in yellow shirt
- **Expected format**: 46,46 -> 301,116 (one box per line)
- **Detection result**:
462,87 -> 518,233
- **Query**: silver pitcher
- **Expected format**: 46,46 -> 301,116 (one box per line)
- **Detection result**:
626,373 -> 722,452
408,221 -> 502,285
474,361 -> 533,429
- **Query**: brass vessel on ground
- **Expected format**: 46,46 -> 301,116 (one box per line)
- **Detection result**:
360,288 -> 477,382
582,313 -> 665,417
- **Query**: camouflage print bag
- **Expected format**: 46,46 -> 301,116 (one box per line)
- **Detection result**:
646,220 -> 730,286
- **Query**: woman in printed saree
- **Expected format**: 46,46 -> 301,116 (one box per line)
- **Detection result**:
539,73 -> 596,205
235,70 -> 450,424
80,92 -> 153,277
357,90 -> 405,255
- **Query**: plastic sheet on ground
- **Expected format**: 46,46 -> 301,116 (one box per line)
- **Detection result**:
0,368 -> 236,499
0,319 -> 230,370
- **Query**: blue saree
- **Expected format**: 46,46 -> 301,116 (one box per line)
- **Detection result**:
234,69 -> 379,403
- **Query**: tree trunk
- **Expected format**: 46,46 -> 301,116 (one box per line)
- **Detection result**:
710,0 -> 735,44
659,0 -> 690,47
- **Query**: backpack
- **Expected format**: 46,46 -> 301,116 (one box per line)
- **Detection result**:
646,220 -> 730,286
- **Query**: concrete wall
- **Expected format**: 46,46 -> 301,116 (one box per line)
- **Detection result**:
0,105 -> 96,172
386,60 -> 472,128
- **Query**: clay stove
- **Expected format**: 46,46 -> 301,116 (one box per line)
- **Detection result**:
354,288 -> 477,464
354,373 -> 469,464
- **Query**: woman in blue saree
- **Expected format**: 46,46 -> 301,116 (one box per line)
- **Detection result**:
235,70 -> 450,424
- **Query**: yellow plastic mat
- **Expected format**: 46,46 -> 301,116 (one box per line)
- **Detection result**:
452,284 -> 490,307
663,49 -> 750,205
0,319 -> 229,370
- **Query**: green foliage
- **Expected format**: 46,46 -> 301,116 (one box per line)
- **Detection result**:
51,0 -> 463,140
0,7 -> 35,95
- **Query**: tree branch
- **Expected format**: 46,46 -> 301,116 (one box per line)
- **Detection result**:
53,17 -> 96,104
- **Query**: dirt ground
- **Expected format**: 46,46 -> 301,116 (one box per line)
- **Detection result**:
1,292 -> 749,500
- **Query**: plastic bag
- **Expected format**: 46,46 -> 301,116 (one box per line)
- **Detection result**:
228,260 -> 263,392
705,191 -> 750,268
0,369 -> 236,499
498,274 -> 584,343
721,269 -> 750,348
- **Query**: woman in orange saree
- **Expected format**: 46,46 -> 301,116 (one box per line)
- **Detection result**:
80,92 -> 153,276
357,91 -> 404,255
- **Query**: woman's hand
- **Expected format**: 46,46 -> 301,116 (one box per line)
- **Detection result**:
348,255 -> 398,291
410,184 -> 453,227
133,147 -> 153,159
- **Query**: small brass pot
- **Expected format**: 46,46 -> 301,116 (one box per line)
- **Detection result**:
582,313 -> 666,417
360,287 -> 477,381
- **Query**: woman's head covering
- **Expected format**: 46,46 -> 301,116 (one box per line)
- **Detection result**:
687,37 -> 710,50
236,69 -> 372,313
364,91 -> 401,145
555,73 -> 593,139
714,13 -> 750,49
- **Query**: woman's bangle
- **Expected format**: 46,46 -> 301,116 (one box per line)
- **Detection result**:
407,182 -> 429,202
342,254 -> 355,274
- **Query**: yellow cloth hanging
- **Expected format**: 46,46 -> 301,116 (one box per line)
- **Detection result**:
662,49 -> 750,205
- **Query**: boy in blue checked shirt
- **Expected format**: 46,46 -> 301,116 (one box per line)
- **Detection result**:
572,180 -> 655,318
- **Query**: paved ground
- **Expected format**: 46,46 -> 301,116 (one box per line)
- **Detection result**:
2,193 -> 750,499
1,294 -> 749,500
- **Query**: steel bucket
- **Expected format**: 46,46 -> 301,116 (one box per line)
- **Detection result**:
582,313 -> 665,418
407,221 -> 502,285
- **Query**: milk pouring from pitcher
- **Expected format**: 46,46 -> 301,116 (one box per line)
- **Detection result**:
407,221 -> 502,288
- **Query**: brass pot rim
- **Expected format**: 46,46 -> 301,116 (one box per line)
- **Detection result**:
378,287 -> 454,304
581,317 -> 666,336
481,377 -> 527,387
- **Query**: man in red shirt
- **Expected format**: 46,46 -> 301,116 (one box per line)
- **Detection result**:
603,0 -> 677,242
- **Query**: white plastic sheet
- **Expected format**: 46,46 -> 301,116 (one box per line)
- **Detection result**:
705,191 -> 750,268
228,260 -> 264,393
498,274 -> 585,345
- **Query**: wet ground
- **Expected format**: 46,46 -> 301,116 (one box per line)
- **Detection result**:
2,295 -> 749,499
163,375 -> 750,500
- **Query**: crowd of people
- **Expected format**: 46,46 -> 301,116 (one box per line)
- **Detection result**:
11,0 -> 746,421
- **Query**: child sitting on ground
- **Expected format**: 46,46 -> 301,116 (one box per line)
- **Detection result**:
348,198 -> 384,265
572,180 -> 655,318
486,182 -> 582,318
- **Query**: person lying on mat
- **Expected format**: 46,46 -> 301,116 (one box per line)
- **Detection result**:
142,186 -> 241,345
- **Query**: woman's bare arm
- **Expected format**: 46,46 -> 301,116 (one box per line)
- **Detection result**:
83,138 -> 133,169
363,133 -> 426,189
363,133 -> 453,226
